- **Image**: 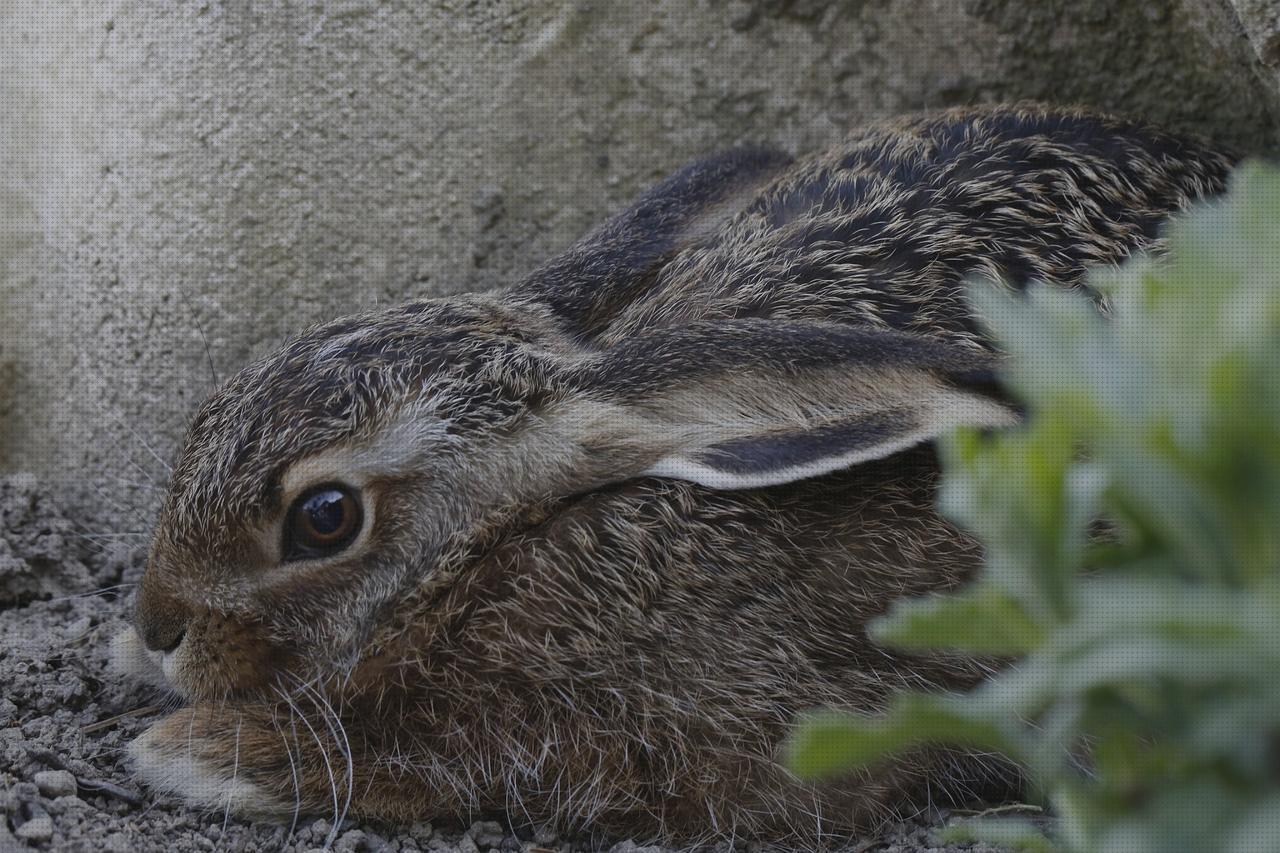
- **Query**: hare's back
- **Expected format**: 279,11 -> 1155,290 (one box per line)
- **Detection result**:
600,105 -> 1234,347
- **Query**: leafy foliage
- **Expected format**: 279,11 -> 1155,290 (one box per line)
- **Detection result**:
785,161 -> 1280,853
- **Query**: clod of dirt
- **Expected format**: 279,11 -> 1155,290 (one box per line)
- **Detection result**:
0,474 -> 94,605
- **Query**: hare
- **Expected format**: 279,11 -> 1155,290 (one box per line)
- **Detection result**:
111,103 -> 1234,844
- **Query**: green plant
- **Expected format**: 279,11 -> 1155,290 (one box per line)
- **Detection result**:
785,160 -> 1280,853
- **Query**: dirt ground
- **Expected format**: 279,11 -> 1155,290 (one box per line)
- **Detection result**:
0,472 -> 1018,852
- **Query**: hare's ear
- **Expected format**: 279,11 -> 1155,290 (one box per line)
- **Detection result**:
557,319 -> 1017,490
513,147 -> 791,339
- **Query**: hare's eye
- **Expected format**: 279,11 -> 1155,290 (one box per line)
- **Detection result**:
284,483 -> 363,561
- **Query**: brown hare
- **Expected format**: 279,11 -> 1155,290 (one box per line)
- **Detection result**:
110,103 -> 1234,844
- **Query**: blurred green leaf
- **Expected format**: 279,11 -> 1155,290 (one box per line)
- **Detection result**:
785,697 -> 1010,780
871,582 -> 1043,655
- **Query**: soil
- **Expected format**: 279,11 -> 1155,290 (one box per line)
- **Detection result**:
0,473 -> 1020,852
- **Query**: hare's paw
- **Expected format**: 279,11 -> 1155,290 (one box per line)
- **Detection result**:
127,707 -> 290,817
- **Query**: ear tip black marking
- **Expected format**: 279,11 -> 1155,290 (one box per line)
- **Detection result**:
642,145 -> 793,209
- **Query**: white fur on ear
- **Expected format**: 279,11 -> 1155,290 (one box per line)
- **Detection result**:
551,319 -> 1017,492
639,386 -> 1016,490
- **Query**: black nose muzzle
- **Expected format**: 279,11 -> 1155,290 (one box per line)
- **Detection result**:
139,616 -> 187,654
135,583 -> 192,653
148,627 -> 186,653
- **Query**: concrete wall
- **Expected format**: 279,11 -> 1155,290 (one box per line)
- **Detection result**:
3,0 -> 1279,528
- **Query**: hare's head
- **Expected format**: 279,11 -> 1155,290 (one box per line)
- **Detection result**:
124,148 -> 1017,701
128,296 -> 575,698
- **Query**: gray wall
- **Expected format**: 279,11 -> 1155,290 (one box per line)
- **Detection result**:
2,0 -> 1279,528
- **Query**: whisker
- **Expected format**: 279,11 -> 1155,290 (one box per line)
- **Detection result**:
278,679 -> 340,848
123,450 -> 167,493
274,687 -> 304,843
44,583 -> 138,605
114,472 -> 162,496
133,434 -> 174,476
61,514 -> 149,565
177,288 -> 222,390
223,716 -> 243,835
78,407 -> 173,490
294,674 -> 355,837
81,703 -> 166,735
82,477 -> 152,533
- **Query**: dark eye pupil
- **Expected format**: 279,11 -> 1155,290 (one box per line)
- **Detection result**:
284,483 -> 362,561
304,490 -> 346,534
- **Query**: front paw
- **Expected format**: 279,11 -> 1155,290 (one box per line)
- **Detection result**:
127,706 -> 293,818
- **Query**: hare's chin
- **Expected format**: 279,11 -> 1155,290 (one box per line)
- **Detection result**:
107,624 -> 197,700
108,626 -> 168,687
127,725 -> 276,814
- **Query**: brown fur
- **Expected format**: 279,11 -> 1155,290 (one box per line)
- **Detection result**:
121,103 -> 1235,844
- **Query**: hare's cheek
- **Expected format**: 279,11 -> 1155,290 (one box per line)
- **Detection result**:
178,615 -> 297,699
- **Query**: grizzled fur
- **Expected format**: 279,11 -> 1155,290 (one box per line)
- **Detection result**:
116,103 -> 1235,844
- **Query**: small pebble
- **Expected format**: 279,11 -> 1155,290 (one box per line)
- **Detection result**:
16,813 -> 54,842
33,768 -> 78,798
309,818 -> 333,841
45,794 -> 88,815
65,615 -> 92,637
470,820 -> 506,848
607,842 -> 664,853
335,828 -> 365,850
336,828 -> 384,852
11,781 -> 39,801
103,833 -> 132,853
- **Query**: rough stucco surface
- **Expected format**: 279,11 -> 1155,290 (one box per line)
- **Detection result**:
1231,0 -> 1280,84
2,0 -> 1279,525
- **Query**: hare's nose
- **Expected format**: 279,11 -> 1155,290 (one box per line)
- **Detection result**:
139,615 -> 187,653
149,626 -> 186,654
135,580 -> 192,653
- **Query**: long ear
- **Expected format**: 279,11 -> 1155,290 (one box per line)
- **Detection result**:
553,319 -> 1017,490
512,147 -> 791,340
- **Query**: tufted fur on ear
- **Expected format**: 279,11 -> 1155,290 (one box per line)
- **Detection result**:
512,147 -> 793,340
551,318 -> 1017,490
